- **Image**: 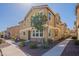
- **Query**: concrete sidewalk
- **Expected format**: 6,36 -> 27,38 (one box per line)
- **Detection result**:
1,39 -> 30,56
42,38 -> 71,56
2,45 -> 26,56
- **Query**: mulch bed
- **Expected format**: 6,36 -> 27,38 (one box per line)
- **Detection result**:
20,39 -> 64,56
61,40 -> 79,56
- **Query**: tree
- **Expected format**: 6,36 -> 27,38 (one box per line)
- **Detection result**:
31,13 -> 48,47
31,13 -> 48,31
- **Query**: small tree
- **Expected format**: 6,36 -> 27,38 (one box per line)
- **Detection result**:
31,13 -> 48,46
32,13 -> 48,31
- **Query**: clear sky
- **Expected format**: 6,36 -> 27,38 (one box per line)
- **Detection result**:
0,3 -> 77,32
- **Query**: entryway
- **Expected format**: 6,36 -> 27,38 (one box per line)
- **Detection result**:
28,31 -> 31,40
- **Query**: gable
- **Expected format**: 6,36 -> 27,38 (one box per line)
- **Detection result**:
19,5 -> 56,29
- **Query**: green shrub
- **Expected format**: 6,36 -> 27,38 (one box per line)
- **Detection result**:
0,39 -> 3,44
19,39 -> 26,42
11,36 -> 16,41
48,39 -> 53,44
42,43 -> 49,49
42,39 -> 49,49
29,42 -> 38,49
72,36 -> 77,39
42,41 -> 49,49
19,41 -> 26,47
74,40 -> 79,45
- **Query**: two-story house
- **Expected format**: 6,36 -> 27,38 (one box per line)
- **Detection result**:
19,5 -> 61,43
5,25 -> 20,39
75,4 -> 79,39
18,5 -> 70,43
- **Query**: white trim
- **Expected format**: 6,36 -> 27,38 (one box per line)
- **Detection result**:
31,29 -> 44,38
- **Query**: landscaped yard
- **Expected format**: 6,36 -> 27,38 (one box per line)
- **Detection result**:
20,39 -> 64,56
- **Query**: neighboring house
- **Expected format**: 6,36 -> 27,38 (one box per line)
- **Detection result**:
6,25 -> 20,39
75,4 -> 79,39
54,13 -> 70,39
65,28 -> 70,38
18,5 -> 69,43
70,29 -> 76,37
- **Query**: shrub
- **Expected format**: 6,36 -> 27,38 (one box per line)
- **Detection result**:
19,39 -> 26,42
48,39 -> 53,44
72,36 -> 77,39
29,42 -> 38,49
11,36 -> 16,41
42,39 -> 49,49
74,40 -> 79,45
42,40 -> 49,49
19,41 -> 26,47
0,39 -> 3,44
42,42 -> 49,49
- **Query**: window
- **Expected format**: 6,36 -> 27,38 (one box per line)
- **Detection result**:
23,32 -> 26,35
31,30 -> 43,38
48,13 -> 51,20
36,32 -> 39,36
36,30 -> 39,37
40,32 -> 43,36
33,31 -> 35,36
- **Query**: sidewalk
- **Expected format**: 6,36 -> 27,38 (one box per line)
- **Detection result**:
42,38 -> 72,56
2,45 -> 26,56
1,39 -> 30,56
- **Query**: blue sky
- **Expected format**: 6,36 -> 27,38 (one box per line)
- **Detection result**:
0,3 -> 76,32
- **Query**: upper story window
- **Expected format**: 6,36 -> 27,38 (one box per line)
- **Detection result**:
48,13 -> 51,21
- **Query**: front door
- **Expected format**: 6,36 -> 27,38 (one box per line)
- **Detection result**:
28,31 -> 31,40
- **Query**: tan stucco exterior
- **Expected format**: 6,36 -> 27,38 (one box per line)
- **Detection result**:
4,5 -> 70,42
75,4 -> 79,39
6,25 -> 20,39
18,5 -> 70,42
19,5 -> 56,41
